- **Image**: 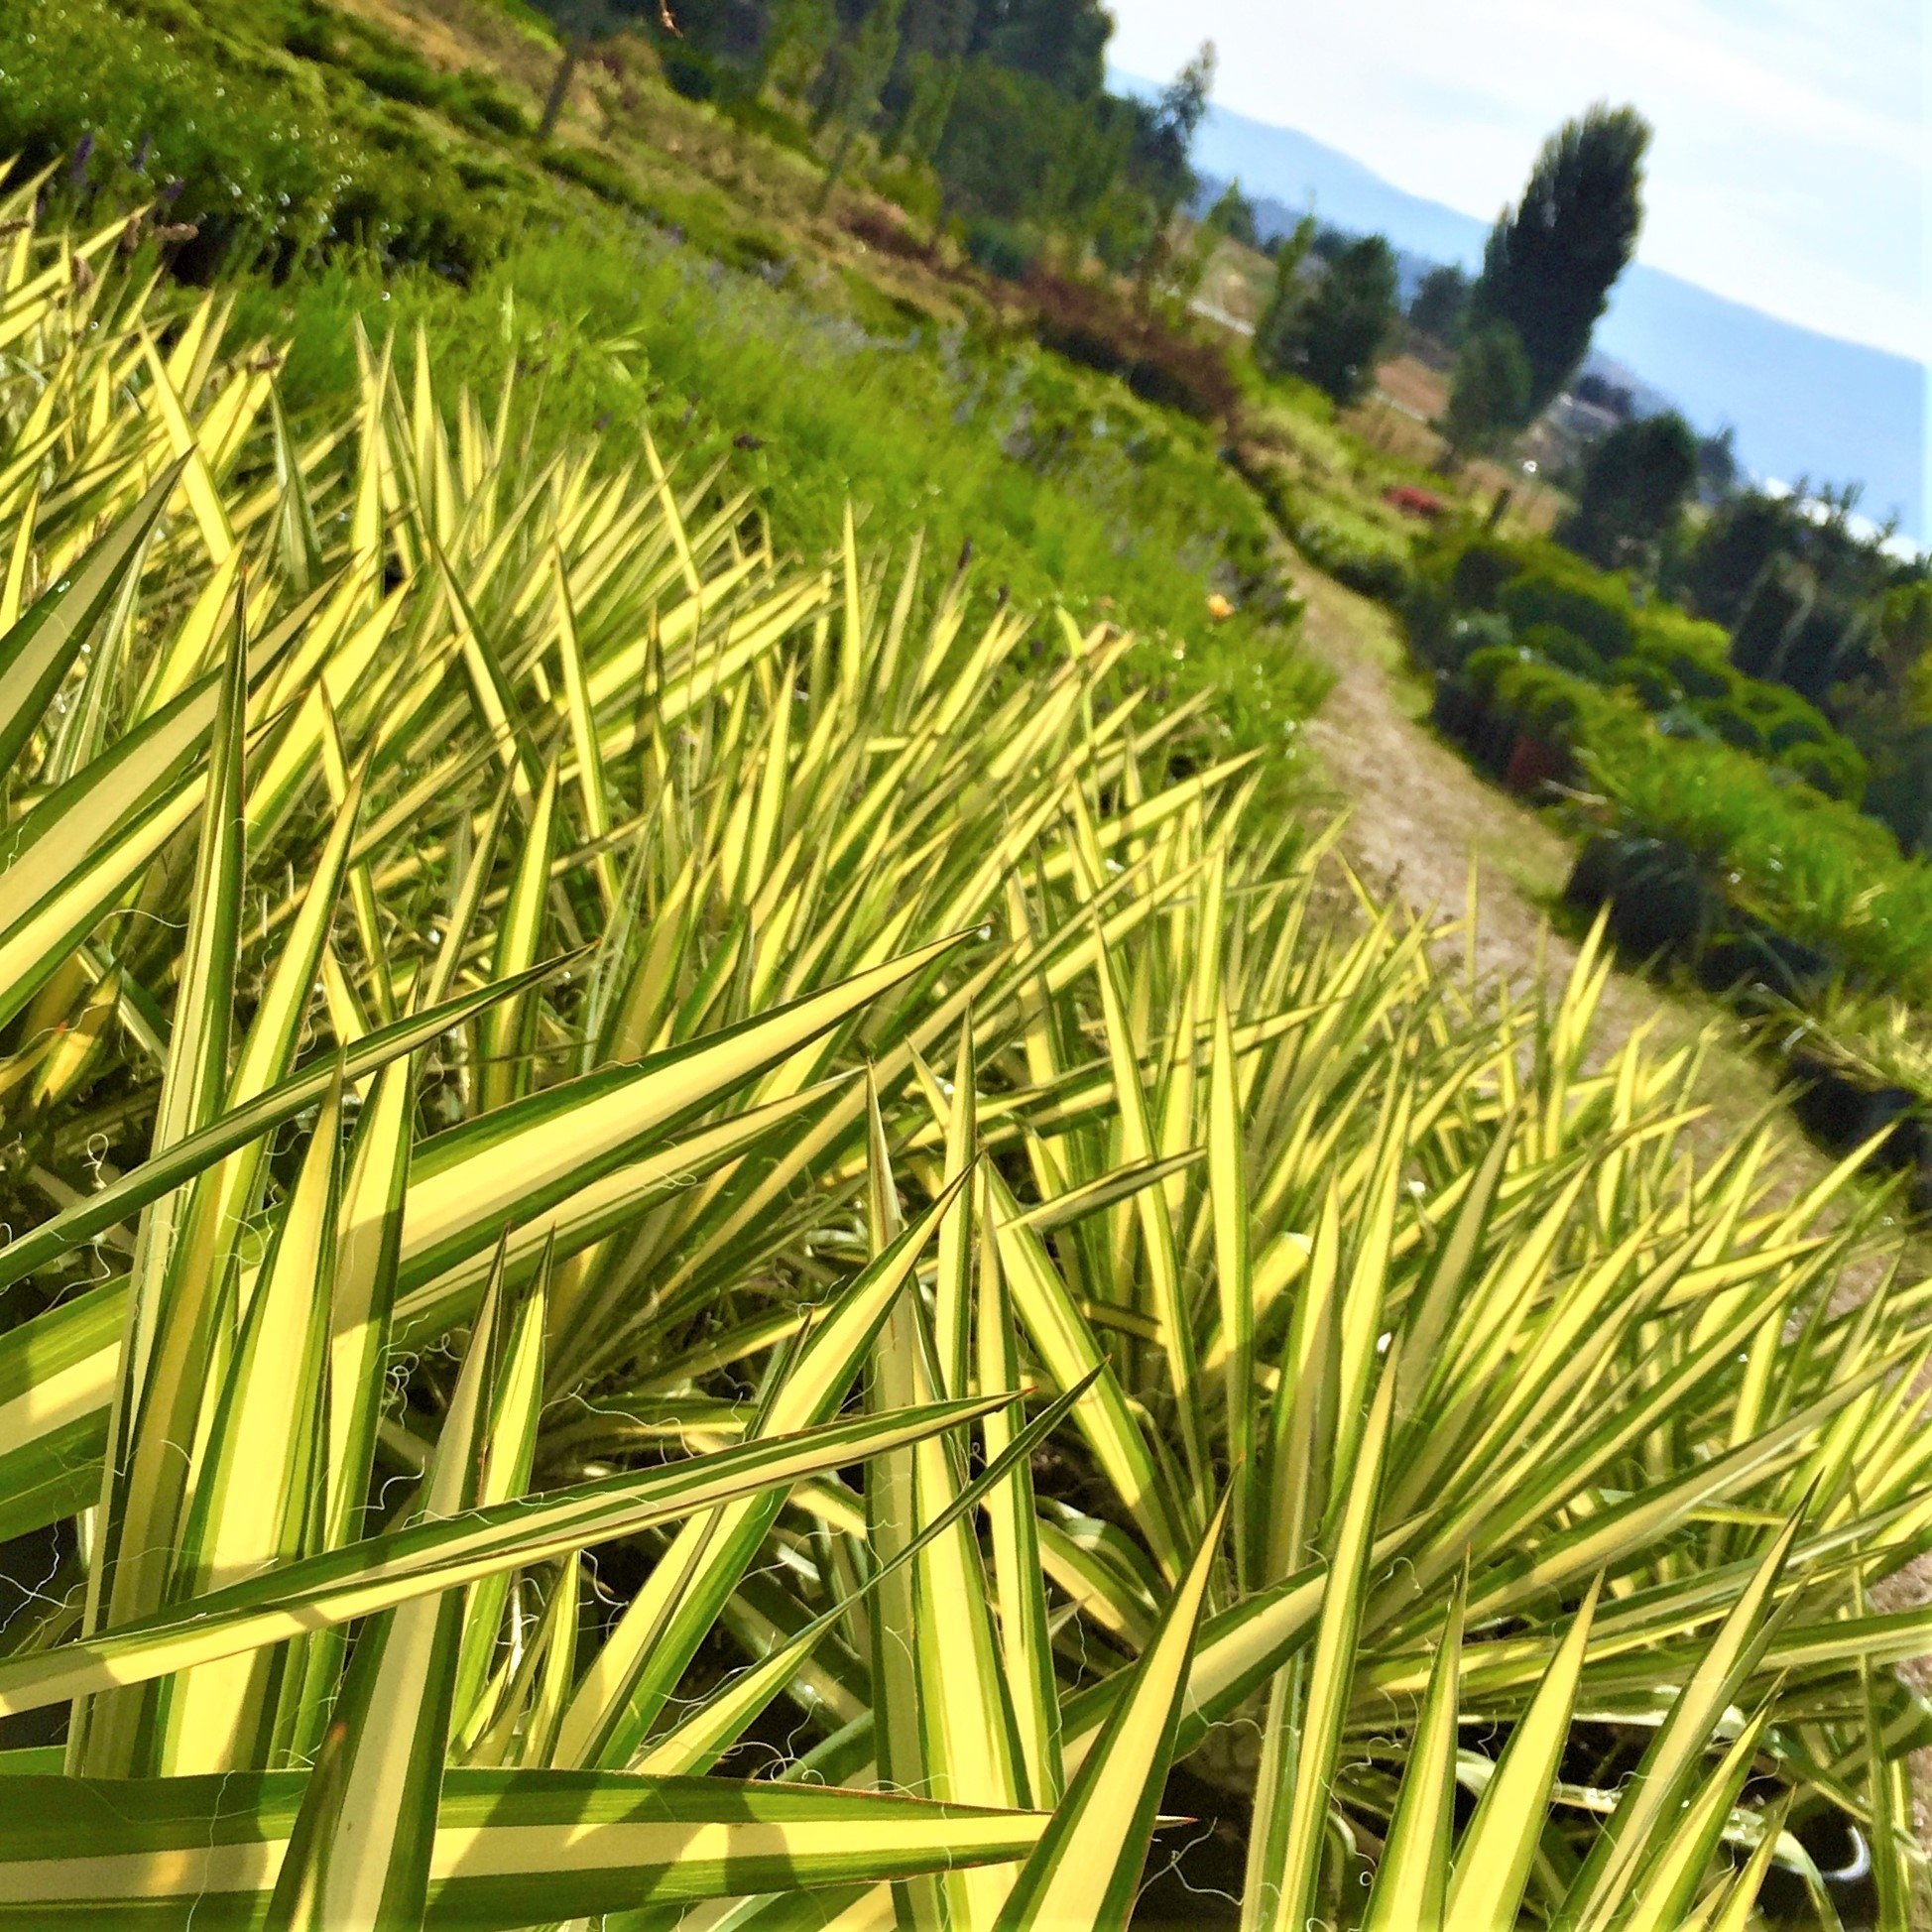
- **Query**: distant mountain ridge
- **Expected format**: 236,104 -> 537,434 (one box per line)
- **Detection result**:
1121,75 -> 1927,544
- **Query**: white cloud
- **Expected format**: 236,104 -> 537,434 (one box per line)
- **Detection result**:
1107,0 -> 1928,360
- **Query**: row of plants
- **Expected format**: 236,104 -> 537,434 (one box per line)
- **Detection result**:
1413,531 -> 1868,801
1412,527 -> 1932,990
1410,525 -> 1932,1182
1235,450 -> 1419,606
3,184 -> 1932,1928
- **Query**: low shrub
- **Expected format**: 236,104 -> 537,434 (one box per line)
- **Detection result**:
541,141 -> 649,210
1699,697 -> 1764,755
1630,603 -> 1732,682
1436,609 -> 1513,672
841,196 -> 933,264
1584,727 -> 1932,995
347,43 -> 447,108
964,215 -> 1040,282
447,71 -> 532,139
1520,621 -> 1610,683
1446,529 -> 1528,609
1611,654 -> 1677,710
1498,560 -> 1634,665
1024,269 -> 1242,423
1285,505 -> 1414,604
659,43 -> 724,102
1234,457 -> 1415,608
1783,735 -> 1871,804
721,91 -> 817,157
867,156 -> 942,226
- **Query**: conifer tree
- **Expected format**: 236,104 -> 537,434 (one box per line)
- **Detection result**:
1473,105 -> 1650,421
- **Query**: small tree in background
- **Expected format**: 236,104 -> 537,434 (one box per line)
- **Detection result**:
811,0 -> 906,209
759,0 -> 840,98
1440,322 -> 1530,462
1406,262 -> 1470,351
1696,424 -> 1741,503
1200,178 -> 1259,250
882,48 -> 959,162
1166,178 -> 1256,311
1560,411 -> 1700,567
1261,232 -> 1397,406
1128,41 -> 1215,297
1559,410 -> 1699,570
1472,104 -> 1650,422
1251,209 -> 1315,368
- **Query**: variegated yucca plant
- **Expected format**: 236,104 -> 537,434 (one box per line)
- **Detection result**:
0,167 -> 1929,1929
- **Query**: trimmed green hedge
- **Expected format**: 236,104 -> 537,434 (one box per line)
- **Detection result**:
1585,728 -> 1932,997
1498,561 -> 1633,666
1412,525 -> 1868,801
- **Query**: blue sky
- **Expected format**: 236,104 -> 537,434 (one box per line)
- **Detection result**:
1108,0 -> 1928,363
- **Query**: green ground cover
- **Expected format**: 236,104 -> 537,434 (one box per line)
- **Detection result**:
249,231 -> 1324,760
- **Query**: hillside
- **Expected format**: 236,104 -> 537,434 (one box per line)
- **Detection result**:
1144,80 -> 1930,544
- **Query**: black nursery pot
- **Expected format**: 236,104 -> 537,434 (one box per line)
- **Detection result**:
1430,672 -> 1478,745
1564,835 -> 1626,913
1599,839 -> 1714,964
1698,920 -> 1840,1006
1786,1049 -> 1921,1164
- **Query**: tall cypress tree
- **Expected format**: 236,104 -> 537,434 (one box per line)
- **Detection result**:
1473,104 -> 1650,421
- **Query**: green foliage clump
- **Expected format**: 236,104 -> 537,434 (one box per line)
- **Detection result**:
1463,643 -> 1637,754
962,213 -> 1041,281
0,0 -> 528,280
1585,729 -> 1932,994
1559,410 -> 1699,571
1288,509 -> 1414,604
1518,620 -> 1612,683
1441,322 -> 1530,459
1259,232 -> 1399,406
1416,524 -> 1928,990
1249,471 -> 1414,606
1497,558 -> 1634,666
1420,528 -> 1872,799
1406,261 -> 1471,349
1628,603 -> 1733,697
